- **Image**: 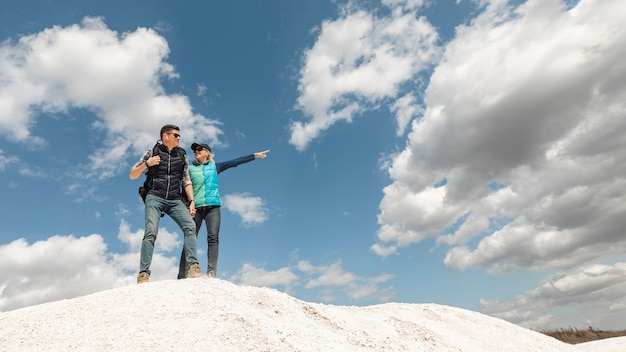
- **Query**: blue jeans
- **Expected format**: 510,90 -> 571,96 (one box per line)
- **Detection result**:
178,206 -> 220,278
140,194 -> 198,275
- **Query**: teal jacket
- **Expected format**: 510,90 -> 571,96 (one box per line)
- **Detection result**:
189,154 -> 255,207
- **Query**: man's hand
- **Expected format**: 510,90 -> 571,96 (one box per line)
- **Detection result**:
129,155 -> 160,180
147,155 -> 161,167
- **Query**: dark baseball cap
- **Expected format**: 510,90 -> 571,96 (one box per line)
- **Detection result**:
191,143 -> 211,152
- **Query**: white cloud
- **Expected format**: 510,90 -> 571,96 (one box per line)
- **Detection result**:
0,150 -> 18,170
380,0 -> 427,12
299,260 -> 358,288
0,16 -> 223,181
0,221 -> 392,313
0,234 -> 119,311
289,3 -> 440,150
229,260 -> 394,304
231,263 -> 299,289
222,193 -> 269,226
357,0 -> 626,329
390,93 -> 423,136
480,262 -> 626,330
373,0 -> 626,276
297,260 -> 394,302
0,220 -> 182,312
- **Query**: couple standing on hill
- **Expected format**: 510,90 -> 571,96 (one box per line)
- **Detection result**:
129,124 -> 269,283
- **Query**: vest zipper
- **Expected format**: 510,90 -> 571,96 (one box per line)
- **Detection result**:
165,149 -> 172,199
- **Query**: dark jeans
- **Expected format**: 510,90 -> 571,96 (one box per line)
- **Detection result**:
178,206 -> 220,278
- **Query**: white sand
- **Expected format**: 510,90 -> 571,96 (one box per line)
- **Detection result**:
0,278 -> 623,351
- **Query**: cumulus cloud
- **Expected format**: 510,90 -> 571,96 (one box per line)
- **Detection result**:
297,260 -> 394,302
0,220 -> 392,312
390,93 -> 423,136
231,263 -> 299,290
0,150 -> 19,170
0,234 -> 120,311
0,220 -> 181,311
279,0 -> 626,328
0,16 -> 222,180
228,260 -> 394,303
480,262 -> 626,330
223,193 -> 269,226
289,1 -> 440,150
372,0 -> 626,280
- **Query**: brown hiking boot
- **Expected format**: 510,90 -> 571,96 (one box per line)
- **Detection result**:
137,272 -> 150,284
187,263 -> 208,278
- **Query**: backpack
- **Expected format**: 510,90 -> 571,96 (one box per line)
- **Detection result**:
138,142 -> 191,206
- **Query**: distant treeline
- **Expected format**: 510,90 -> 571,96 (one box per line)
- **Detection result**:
541,327 -> 626,344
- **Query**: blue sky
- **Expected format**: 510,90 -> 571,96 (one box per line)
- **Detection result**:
1,0 -> 625,330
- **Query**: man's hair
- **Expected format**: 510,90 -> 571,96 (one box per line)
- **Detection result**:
160,124 -> 180,138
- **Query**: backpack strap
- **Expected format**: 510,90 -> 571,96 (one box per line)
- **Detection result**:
180,147 -> 188,168
145,141 -> 162,179
138,141 -> 162,203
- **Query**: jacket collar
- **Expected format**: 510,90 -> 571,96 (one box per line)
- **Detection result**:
192,159 -> 212,166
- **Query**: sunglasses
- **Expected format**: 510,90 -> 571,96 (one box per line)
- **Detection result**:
194,148 -> 206,153
167,133 -> 181,138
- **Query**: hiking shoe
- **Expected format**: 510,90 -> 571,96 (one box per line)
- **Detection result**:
137,272 -> 150,284
187,263 -> 208,278
207,270 -> 216,278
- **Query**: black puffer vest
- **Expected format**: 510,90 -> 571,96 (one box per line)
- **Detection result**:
147,144 -> 185,200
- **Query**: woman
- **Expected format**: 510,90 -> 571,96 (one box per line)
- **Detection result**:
178,142 -> 269,278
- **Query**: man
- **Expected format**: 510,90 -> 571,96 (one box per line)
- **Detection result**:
130,124 -> 207,283
178,142 -> 269,278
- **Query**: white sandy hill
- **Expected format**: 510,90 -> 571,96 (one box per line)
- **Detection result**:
0,278 -> 618,352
